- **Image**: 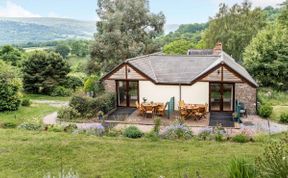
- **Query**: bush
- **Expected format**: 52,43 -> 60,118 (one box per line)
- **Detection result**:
258,104 -> 273,118
21,98 -> 31,107
0,122 -> 17,129
58,106 -> 81,121
198,128 -> 212,141
145,131 -> 159,141
214,124 -> 225,142
280,113 -> 288,123
161,121 -> 193,140
256,136 -> 288,178
65,75 -> 83,91
50,86 -> 72,97
69,95 -> 90,115
227,157 -> 256,178
64,124 -> 78,133
85,125 -> 105,136
123,126 -> 143,139
153,117 -> 161,134
18,122 -> 42,131
0,61 -> 22,111
232,134 -> 250,143
69,93 -> 115,119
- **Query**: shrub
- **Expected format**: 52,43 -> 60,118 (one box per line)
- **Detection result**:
258,104 -> 273,118
58,106 -> 81,121
69,95 -> 90,115
0,122 -> 17,129
232,134 -> 250,143
280,113 -> 288,123
85,125 -> 105,136
198,128 -> 212,141
50,86 -> 72,97
21,98 -> 31,107
65,75 -> 83,91
153,117 -> 161,134
227,157 -> 256,178
105,129 -> 120,137
123,126 -> 144,139
0,61 -> 21,111
18,122 -> 42,131
161,121 -> 193,140
145,131 -> 159,141
214,124 -> 226,142
256,136 -> 288,178
93,92 -> 115,113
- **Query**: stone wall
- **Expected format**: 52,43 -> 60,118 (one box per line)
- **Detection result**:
235,83 -> 257,115
103,80 -> 116,93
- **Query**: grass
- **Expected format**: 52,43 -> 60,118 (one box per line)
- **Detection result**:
0,130 -> 284,178
0,104 -> 58,126
258,88 -> 288,122
25,93 -> 71,102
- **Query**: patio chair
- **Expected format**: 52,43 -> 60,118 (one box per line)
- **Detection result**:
156,102 -> 167,116
143,105 -> 155,118
136,101 -> 144,116
194,106 -> 207,120
178,100 -> 188,118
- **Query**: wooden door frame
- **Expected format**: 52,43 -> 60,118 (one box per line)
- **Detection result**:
116,80 -> 139,108
209,82 -> 235,112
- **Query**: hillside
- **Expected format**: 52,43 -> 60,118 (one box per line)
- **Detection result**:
0,17 -> 179,45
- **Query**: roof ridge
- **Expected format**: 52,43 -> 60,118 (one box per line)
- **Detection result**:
125,52 -> 162,62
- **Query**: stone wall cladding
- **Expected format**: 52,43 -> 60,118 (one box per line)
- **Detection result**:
235,83 -> 257,115
103,80 -> 116,93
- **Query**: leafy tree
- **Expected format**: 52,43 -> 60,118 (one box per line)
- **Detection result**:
243,2 -> 288,90
71,40 -> 89,57
55,44 -> 70,59
163,39 -> 195,55
203,1 -> 266,61
89,0 -> 165,74
22,51 -> 70,94
0,45 -> 24,66
157,23 -> 207,47
0,60 -> 21,111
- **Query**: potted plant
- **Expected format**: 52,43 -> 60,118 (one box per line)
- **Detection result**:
97,111 -> 104,120
142,97 -> 147,103
232,112 -> 239,122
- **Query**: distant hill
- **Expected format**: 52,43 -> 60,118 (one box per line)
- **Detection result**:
0,17 -> 179,45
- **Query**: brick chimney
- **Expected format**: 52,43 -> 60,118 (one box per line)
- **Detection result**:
213,41 -> 222,55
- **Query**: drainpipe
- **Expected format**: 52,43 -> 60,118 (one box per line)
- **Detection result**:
179,83 -> 182,101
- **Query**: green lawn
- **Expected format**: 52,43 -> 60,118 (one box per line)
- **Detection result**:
0,104 -> 58,126
0,129 -> 284,178
258,88 -> 288,122
25,94 -> 71,102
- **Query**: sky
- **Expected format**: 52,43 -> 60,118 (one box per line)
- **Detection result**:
0,0 -> 284,24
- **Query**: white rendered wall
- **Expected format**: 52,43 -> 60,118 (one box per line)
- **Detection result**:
139,81 -> 209,110
181,82 -> 209,105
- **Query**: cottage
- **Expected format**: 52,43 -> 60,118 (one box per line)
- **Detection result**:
101,43 -> 258,122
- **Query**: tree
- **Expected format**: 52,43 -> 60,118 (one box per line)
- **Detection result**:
22,51 -> 70,94
203,1 -> 266,61
89,0 -> 165,74
0,45 -> 23,66
0,60 -> 21,111
55,44 -> 70,59
163,39 -> 195,55
243,2 -> 288,90
71,40 -> 89,57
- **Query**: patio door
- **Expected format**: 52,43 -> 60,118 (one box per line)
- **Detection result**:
209,83 -> 234,112
116,80 -> 139,107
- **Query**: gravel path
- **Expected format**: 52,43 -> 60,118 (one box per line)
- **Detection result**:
32,100 -> 68,108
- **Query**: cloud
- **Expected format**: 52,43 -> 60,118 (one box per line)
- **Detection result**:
0,1 -> 41,17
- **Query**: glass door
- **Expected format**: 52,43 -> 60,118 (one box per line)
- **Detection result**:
128,81 -> 138,107
117,81 -> 127,107
209,83 -> 234,112
223,84 -> 234,112
117,81 -> 139,107
210,83 -> 222,111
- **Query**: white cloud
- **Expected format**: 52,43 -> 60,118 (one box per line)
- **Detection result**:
0,1 -> 41,17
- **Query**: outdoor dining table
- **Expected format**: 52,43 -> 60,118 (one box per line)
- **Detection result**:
184,104 -> 200,118
141,102 -> 162,109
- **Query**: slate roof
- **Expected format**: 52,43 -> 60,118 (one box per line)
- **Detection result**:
103,50 -> 258,87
